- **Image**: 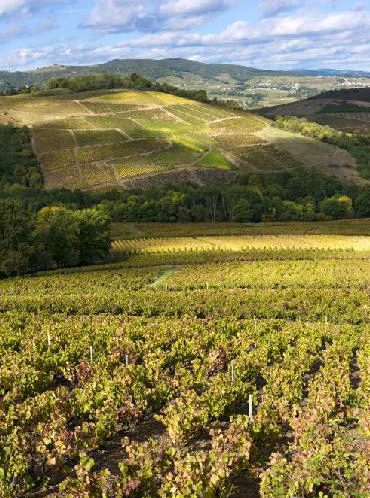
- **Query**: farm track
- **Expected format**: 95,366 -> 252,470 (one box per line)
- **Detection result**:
68,129 -> 83,177
149,265 -> 182,288
73,99 -> 95,115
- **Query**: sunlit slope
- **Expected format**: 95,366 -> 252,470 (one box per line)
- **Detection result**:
0,89 -> 360,190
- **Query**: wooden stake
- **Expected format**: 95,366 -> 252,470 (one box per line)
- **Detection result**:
231,360 -> 235,382
89,346 -> 93,363
125,354 -> 129,367
248,394 -> 253,420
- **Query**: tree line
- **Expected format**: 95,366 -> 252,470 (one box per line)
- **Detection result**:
94,170 -> 367,223
0,202 -> 110,277
45,73 -> 209,103
0,125 -> 42,188
274,116 -> 370,179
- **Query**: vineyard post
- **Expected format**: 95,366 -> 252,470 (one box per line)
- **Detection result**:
89,346 -> 93,363
248,394 -> 253,420
231,360 -> 235,382
47,331 -> 51,348
125,354 -> 129,367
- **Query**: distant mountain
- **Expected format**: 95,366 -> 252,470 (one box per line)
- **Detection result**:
1,58 -> 369,91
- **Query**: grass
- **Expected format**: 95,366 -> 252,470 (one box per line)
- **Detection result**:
256,126 -> 360,181
198,151 -> 234,169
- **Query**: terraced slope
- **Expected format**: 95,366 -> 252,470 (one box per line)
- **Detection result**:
0,89 -> 361,190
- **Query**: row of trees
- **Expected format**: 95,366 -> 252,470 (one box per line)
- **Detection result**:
2,163 -> 369,225
0,202 -> 110,276
97,188 -> 358,223
275,116 -> 370,147
274,116 -> 370,178
46,73 -> 209,103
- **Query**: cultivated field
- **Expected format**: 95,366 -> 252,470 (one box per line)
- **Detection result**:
0,89 -> 359,190
0,220 -> 370,497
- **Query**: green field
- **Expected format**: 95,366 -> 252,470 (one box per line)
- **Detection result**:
0,220 -> 369,497
0,89 -> 361,190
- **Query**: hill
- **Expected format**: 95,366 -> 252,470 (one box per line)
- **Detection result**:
259,88 -> 370,180
2,59 -> 370,111
261,87 -> 370,128
0,87 -> 364,190
0,58 -> 320,90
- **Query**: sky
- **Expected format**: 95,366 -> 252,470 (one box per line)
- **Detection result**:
0,0 -> 369,71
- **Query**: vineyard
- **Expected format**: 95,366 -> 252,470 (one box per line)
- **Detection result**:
0,89 -> 358,190
0,220 -> 369,497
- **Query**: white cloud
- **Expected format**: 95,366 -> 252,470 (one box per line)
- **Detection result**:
159,0 -> 234,16
0,0 -> 26,16
85,0 -> 236,32
3,4 -> 370,72
0,0 -> 69,17
259,0 -> 302,17
86,0 -> 145,31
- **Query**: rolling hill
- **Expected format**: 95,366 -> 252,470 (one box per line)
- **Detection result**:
0,87 -> 364,191
0,58 -> 323,90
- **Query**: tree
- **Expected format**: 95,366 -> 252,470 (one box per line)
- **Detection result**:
355,190 -> 370,217
320,195 -> 353,220
233,199 -> 252,222
76,208 -> 111,265
0,200 -> 34,276
35,207 -> 80,267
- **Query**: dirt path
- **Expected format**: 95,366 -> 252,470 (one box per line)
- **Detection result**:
149,265 -> 182,288
73,99 -> 95,115
209,116 -> 242,124
67,129 -> 83,176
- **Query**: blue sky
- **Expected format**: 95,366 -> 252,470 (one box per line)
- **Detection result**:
0,0 -> 369,71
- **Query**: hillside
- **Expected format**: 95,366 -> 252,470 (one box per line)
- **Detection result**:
0,58 -> 324,90
261,87 -> 370,132
0,88 -> 363,190
2,59 -> 370,110
258,88 -> 370,180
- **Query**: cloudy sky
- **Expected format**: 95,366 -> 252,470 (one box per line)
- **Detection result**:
0,0 -> 369,71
